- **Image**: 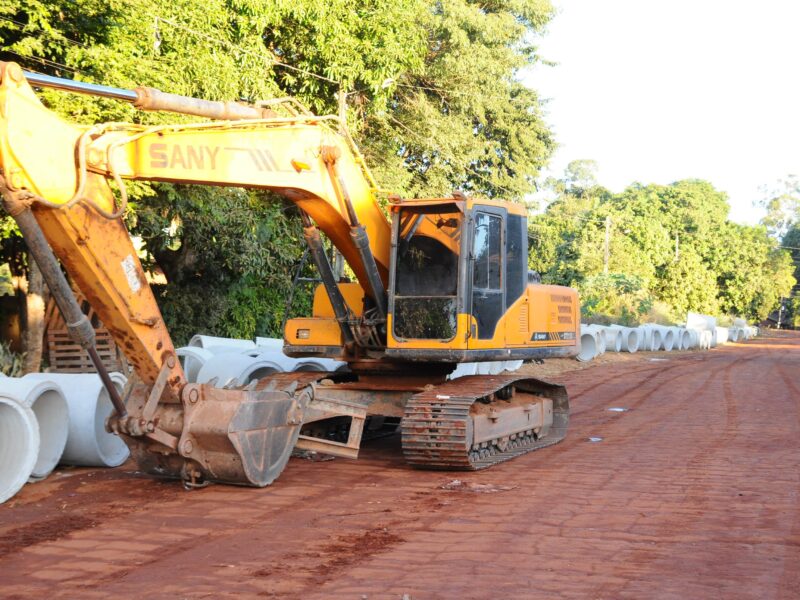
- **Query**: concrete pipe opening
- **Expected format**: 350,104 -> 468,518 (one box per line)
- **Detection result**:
609,326 -> 640,353
660,328 -> 675,351
0,397 -> 38,504
582,325 -> 607,355
24,373 -> 130,468
577,331 -> 598,362
0,379 -> 69,480
650,329 -> 663,351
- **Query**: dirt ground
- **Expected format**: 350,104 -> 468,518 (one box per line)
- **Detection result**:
1,332 -> 799,599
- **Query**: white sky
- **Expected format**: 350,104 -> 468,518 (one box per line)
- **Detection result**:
523,0 -> 800,224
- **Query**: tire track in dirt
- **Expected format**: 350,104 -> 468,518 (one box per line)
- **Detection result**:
591,347 -> 781,598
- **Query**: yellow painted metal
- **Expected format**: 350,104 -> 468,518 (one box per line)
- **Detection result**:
88,120 -> 391,290
311,282 -> 364,318
387,285 -> 579,352
284,317 -> 343,347
0,62 -> 183,388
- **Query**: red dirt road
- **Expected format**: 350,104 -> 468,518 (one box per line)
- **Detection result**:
2,333 -> 799,599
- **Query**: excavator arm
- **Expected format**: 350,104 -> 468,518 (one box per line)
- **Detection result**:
0,62 -> 391,486
0,62 -> 390,386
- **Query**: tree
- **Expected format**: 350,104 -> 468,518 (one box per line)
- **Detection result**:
1,0 -> 558,346
761,175 -> 800,239
530,174 -> 795,323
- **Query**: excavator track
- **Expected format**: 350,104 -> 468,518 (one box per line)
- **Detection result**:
401,373 -> 569,470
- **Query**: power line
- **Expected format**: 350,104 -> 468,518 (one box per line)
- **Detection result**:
0,49 -> 94,78
153,15 -> 340,85
0,15 -> 94,50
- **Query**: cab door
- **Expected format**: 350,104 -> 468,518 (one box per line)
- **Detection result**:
468,208 -> 505,347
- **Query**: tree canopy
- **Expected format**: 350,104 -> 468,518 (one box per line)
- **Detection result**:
0,0 -> 556,343
530,164 -> 795,324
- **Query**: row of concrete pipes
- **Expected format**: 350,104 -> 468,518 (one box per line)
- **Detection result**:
0,372 -> 130,504
577,313 -> 759,362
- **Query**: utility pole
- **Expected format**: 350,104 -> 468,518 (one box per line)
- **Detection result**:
603,216 -> 611,274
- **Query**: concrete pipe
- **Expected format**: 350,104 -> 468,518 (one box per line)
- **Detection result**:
658,327 -> 675,351
687,312 -> 717,333
0,378 -> 69,481
293,358 -> 347,373
255,337 -> 284,350
0,395 -> 38,504
728,328 -> 742,343
638,326 -> 662,352
196,349 -> 295,387
601,327 -> 623,352
188,335 -> 256,354
488,361 -> 510,375
577,326 -> 600,362
582,325 -> 607,355
671,327 -> 689,350
24,373 -> 130,468
176,346 -> 214,383
449,362 -> 478,379
683,328 -> 699,350
608,326 -> 639,353
698,330 -> 712,350
715,326 -> 729,345
504,360 -> 524,372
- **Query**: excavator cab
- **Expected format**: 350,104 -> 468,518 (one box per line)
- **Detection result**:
387,195 -> 578,362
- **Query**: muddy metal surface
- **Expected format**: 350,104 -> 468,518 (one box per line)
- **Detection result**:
2,333 -> 799,599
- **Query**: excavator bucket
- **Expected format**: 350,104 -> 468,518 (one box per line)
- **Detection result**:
124,383 -> 312,487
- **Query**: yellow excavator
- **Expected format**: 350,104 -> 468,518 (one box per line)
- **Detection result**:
0,61 -> 579,487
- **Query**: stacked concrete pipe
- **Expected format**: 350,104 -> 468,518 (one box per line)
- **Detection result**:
608,325 -> 640,353
25,373 -> 130,467
0,378 -> 69,482
196,349 -> 295,387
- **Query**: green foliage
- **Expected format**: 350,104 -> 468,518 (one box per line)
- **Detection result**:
0,0 -> 556,340
761,175 -> 800,239
0,263 -> 12,296
531,172 -> 796,323
578,273 -> 653,326
0,340 -> 24,376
